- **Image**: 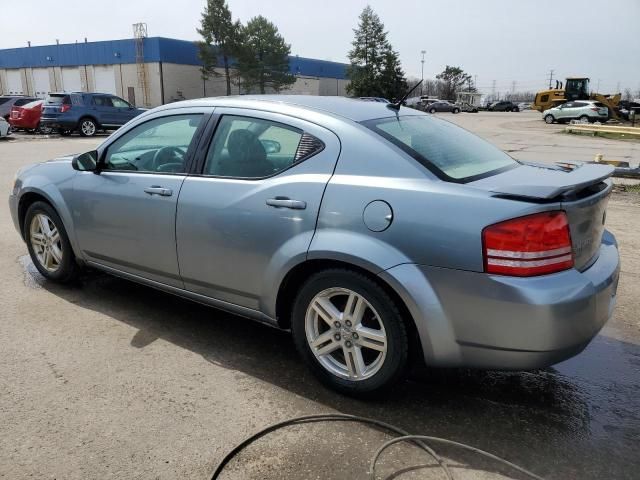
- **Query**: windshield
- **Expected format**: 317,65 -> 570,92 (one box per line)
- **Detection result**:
363,115 -> 518,181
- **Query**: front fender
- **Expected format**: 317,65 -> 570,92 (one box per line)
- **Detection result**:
16,169 -> 83,261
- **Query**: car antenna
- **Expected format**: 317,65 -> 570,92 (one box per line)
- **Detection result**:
387,80 -> 423,111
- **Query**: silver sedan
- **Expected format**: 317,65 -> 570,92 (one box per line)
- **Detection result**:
9,96 -> 620,395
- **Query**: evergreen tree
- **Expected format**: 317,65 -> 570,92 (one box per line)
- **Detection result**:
197,0 -> 241,96
379,49 -> 408,101
235,16 -> 296,94
346,6 -> 406,99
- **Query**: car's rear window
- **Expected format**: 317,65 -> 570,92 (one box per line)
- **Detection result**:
363,115 -> 518,182
593,102 -> 606,108
45,94 -> 70,105
13,98 -> 37,107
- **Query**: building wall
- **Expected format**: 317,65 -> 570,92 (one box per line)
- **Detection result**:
1,61 -> 351,105
319,77 -> 350,96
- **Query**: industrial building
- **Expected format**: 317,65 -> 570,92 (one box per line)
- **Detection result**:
0,36 -> 350,107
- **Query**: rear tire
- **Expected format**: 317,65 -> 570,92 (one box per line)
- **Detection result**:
452,108 -> 460,114
24,201 -> 80,283
579,115 -> 591,123
78,118 -> 97,137
544,114 -> 555,124
291,269 -> 408,396
429,108 -> 436,114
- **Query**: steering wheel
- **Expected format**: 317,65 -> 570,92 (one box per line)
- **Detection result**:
151,146 -> 184,171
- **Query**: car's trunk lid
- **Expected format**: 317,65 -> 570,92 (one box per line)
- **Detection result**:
471,161 -> 614,270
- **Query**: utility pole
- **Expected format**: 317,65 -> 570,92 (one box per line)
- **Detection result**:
616,81 -> 621,93
491,79 -> 496,100
420,50 -> 426,96
596,79 -> 600,93
474,75 -> 477,91
548,69 -> 554,89
511,81 -> 516,94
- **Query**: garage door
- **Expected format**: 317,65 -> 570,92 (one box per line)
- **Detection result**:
61,68 -> 82,92
32,68 -> 51,98
6,69 -> 24,95
94,65 -> 117,95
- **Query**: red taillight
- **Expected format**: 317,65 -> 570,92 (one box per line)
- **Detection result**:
590,107 -> 599,112
482,211 -> 574,276
60,104 -> 71,113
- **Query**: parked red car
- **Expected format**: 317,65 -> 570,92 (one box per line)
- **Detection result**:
8,100 -> 48,132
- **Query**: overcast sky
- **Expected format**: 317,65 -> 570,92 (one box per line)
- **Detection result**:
3,0 -> 639,95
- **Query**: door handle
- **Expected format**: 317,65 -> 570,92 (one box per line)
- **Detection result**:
144,186 -> 173,197
266,197 -> 307,210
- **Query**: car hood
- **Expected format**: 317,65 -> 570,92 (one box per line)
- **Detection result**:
470,161 -> 614,200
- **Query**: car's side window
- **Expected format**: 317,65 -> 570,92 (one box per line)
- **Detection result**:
103,114 -> 203,174
111,97 -> 130,108
93,96 -> 113,107
204,115 -> 323,178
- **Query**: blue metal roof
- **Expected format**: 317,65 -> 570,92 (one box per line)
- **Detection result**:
0,37 -> 348,79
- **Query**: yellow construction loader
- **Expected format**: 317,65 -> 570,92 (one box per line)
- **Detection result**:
532,77 -> 621,120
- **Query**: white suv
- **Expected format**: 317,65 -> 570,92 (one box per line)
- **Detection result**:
543,100 -> 608,124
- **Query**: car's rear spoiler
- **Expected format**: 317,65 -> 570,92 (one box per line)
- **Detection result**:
471,161 -> 614,200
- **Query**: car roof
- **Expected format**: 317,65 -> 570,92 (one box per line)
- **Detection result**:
155,95 -> 422,122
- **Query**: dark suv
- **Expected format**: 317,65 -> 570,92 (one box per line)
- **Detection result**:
40,92 -> 146,136
487,101 -> 519,112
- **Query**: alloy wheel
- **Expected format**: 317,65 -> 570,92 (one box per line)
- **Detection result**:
305,287 -> 387,381
29,213 -> 63,272
81,120 -> 96,136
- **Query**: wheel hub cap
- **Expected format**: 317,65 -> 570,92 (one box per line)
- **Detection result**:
30,213 -> 63,272
305,287 -> 388,381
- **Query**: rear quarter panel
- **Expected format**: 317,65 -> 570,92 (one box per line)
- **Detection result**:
310,122 -> 560,273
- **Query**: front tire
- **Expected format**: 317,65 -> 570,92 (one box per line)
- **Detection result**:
429,108 -> 436,114
78,118 -> 97,137
544,114 -> 555,124
24,201 -> 80,283
291,269 -> 408,396
452,108 -> 460,114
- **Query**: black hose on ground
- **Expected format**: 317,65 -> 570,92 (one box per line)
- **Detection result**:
209,413 -> 545,480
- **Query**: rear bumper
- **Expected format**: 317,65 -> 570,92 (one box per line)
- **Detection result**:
380,230 -> 620,369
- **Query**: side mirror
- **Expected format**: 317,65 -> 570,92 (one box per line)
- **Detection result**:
72,150 -> 99,172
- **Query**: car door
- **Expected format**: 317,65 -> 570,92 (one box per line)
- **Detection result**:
110,96 -> 140,125
557,102 -> 576,120
72,109 -> 210,287
176,109 -> 340,310
90,95 -> 116,125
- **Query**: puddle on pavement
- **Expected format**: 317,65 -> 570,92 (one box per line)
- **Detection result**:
18,254 -> 45,289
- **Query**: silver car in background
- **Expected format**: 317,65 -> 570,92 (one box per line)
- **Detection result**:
9,96 -> 620,395
0,117 -> 11,137
543,100 -> 608,124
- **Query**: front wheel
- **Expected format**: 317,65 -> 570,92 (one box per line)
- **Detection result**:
429,108 -> 436,114
24,201 -> 80,283
544,114 -> 555,124
452,108 -> 460,114
291,269 -> 408,396
78,118 -> 97,137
